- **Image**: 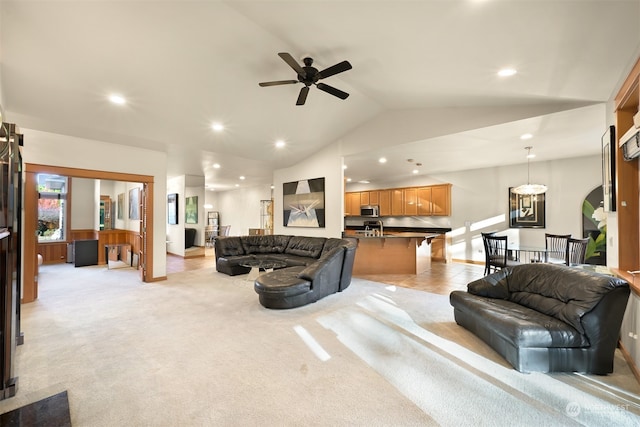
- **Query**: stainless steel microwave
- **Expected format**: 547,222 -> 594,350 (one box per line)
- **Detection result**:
360,205 -> 379,217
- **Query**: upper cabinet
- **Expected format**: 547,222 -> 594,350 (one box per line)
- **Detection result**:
430,184 -> 451,216
346,184 -> 451,217
345,192 -> 361,216
379,190 -> 391,216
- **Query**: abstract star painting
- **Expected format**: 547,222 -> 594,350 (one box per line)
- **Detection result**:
283,177 -> 325,228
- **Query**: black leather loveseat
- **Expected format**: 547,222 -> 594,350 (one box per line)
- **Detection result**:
215,235 -> 357,309
450,263 -> 629,374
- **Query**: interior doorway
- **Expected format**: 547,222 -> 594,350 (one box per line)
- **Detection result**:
22,163 -> 155,303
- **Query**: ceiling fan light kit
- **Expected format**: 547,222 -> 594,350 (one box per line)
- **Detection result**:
259,52 -> 352,105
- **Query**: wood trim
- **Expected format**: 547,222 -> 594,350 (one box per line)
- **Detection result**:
25,163 -> 153,183
23,172 -> 38,302
23,163 -> 157,303
614,55 -> 640,273
615,56 -> 640,111
618,341 -> 640,385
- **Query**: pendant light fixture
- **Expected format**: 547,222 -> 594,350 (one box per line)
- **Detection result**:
511,146 -> 547,195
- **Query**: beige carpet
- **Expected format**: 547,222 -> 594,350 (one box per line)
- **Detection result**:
0,263 -> 639,426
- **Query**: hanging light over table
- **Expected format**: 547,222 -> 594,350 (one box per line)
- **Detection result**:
511,146 -> 547,195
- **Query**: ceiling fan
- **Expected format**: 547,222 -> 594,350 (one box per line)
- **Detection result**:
259,52 -> 352,105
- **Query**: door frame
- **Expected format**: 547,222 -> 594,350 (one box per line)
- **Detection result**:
23,163 -> 155,303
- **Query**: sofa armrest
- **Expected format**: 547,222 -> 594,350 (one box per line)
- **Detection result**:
299,247 -> 345,285
467,268 -> 510,299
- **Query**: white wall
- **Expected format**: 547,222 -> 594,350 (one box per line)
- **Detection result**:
273,143 -> 343,238
166,175 -> 185,256
215,184 -> 272,236
22,129 -> 168,279
185,185 -> 205,245
70,177 -> 95,229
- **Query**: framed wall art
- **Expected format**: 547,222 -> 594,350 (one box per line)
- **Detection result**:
167,193 -> 178,225
128,188 -> 140,220
283,177 -> 325,228
185,196 -> 198,224
602,125 -> 616,212
117,193 -> 124,220
509,188 -> 545,228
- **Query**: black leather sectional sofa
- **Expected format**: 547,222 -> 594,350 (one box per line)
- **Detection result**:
214,235 -> 357,309
450,263 -> 630,374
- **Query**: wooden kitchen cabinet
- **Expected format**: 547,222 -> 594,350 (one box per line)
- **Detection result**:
403,188 -> 418,216
391,189 -> 404,216
345,183 -> 451,217
345,192 -> 361,216
379,190 -> 391,216
416,184 -> 451,216
417,187 -> 431,216
368,191 -> 379,205
430,184 -> 451,216
431,234 -> 446,262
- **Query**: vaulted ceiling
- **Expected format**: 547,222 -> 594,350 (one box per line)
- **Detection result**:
1,1 -> 639,189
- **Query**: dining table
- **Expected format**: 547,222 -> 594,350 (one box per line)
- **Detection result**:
507,244 -> 552,263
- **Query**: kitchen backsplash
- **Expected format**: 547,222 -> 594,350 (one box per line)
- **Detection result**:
345,216 -> 451,229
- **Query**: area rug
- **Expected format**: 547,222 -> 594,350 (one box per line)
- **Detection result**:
0,390 -> 70,427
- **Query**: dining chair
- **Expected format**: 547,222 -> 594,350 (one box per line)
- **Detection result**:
566,237 -> 589,266
219,225 -> 231,236
481,232 -> 496,275
545,233 -> 571,264
483,234 -> 520,275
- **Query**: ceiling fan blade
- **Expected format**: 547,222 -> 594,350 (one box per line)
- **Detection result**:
316,83 -> 349,100
259,80 -> 299,87
278,52 -> 306,77
296,86 -> 310,105
316,60 -> 352,80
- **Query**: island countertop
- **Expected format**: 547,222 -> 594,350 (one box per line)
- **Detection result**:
344,232 -> 441,240
347,232 -> 437,275
344,226 -> 451,234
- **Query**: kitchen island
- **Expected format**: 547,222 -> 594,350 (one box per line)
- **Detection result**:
349,233 -> 439,275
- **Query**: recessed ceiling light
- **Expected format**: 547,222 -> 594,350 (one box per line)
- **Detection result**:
211,122 -> 224,132
235,184 -> 240,187
378,157 -> 387,164
358,180 -> 370,184
109,94 -> 126,105
239,176 -> 245,180
343,165 -> 348,170
498,68 -> 517,77
412,169 -> 419,174
520,133 -> 533,140
213,163 -> 221,169
275,140 -> 286,148
346,178 -> 352,182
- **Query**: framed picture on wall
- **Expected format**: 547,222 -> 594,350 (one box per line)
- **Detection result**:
602,125 -> 616,212
117,193 -> 124,220
283,177 -> 325,228
185,196 -> 198,224
128,188 -> 140,220
509,188 -> 545,228
167,193 -> 178,225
